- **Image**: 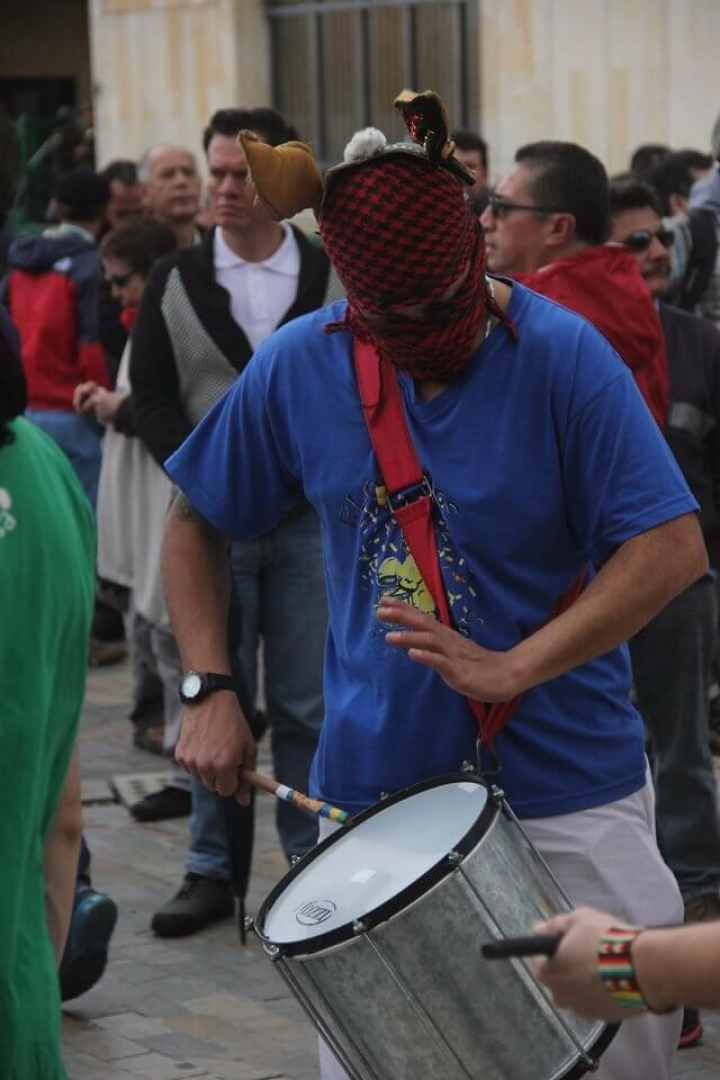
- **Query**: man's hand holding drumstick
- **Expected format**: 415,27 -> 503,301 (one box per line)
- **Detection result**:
164,491 -> 257,805
176,691 -> 256,804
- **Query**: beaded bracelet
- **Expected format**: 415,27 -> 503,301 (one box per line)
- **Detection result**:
597,927 -> 649,1011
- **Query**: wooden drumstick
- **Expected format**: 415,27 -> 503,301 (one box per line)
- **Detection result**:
241,768 -> 352,826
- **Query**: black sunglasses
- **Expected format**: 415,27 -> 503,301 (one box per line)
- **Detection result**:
620,228 -> 674,254
486,194 -> 566,219
105,270 -> 136,288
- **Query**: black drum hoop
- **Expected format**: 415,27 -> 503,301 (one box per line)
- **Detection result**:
564,1021 -> 620,1079
255,771 -> 499,957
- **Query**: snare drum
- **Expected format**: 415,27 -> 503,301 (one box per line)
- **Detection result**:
255,774 -> 617,1080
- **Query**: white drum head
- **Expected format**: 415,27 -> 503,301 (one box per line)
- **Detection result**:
262,780 -> 489,945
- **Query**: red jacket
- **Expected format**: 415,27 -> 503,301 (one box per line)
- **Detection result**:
5,229 -> 109,410
519,245 -> 669,428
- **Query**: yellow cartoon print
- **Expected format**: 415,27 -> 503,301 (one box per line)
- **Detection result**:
377,552 -> 435,614
339,474 -> 481,638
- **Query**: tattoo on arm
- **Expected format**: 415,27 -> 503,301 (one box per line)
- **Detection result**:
172,491 -> 206,523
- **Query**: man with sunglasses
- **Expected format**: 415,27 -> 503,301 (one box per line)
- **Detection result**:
481,141 -> 669,427
608,177 -> 720,1049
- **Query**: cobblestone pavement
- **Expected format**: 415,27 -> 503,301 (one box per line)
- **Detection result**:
64,659 -> 720,1079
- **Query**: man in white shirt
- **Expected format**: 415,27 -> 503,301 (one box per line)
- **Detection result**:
130,107 -> 335,936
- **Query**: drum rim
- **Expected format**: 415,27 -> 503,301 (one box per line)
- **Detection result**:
255,771 -> 499,956
561,1019 -> 620,1079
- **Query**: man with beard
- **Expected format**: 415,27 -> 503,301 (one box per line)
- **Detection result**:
607,177 -> 720,1048
161,93 -> 705,1080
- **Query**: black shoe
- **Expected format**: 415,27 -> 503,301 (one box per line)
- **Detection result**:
151,873 -> 234,937
132,722 -> 165,756
89,637 -> 128,667
59,888 -> 118,1001
679,1007 -> 703,1048
130,785 -> 191,822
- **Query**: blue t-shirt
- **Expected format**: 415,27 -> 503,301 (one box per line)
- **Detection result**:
166,283 -> 697,818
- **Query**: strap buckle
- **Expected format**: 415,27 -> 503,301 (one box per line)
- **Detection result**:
387,473 -> 433,513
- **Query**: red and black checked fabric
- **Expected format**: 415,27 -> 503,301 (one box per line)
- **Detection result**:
321,152 -> 478,311
320,151 -> 490,380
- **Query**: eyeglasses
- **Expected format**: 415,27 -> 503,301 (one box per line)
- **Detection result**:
619,228 -> 674,254
105,270 -> 136,288
486,194 -> 566,220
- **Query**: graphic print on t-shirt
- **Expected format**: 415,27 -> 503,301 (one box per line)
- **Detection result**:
339,475 -> 483,644
0,487 -> 17,538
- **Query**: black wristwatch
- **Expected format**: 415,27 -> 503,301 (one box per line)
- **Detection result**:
179,671 -> 237,704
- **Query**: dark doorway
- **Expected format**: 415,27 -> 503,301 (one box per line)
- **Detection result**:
0,77 -> 84,227
0,76 -> 76,121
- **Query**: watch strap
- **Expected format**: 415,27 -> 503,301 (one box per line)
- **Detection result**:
203,673 -> 237,694
180,671 -> 237,703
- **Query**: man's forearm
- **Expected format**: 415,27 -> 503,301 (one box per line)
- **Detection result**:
162,492 -> 233,671
509,512 -> 707,694
163,492 -> 258,800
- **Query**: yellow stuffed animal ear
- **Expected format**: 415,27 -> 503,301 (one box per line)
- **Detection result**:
238,131 -> 324,220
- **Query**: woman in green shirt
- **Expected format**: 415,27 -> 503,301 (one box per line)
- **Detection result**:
0,321 -> 95,1078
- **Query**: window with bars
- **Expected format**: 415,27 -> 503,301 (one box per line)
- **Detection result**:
264,0 -> 478,165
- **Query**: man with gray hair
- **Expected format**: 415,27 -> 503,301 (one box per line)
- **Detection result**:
139,144 -> 203,249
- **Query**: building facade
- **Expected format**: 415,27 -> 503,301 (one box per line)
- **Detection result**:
1,0 -> 718,182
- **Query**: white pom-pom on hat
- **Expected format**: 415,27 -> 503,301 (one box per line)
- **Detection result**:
343,127 -> 388,164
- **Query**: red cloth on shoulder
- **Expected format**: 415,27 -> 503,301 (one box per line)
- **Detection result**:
519,245 -> 669,428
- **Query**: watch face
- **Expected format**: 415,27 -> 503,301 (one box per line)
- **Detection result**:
182,672 -> 203,700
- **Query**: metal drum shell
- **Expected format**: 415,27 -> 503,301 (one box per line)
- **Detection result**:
256,775 -> 616,1080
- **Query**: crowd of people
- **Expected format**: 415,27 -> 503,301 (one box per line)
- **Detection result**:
2,89 -> 720,1080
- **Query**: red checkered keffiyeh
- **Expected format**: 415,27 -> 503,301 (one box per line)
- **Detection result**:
320,151 -> 492,381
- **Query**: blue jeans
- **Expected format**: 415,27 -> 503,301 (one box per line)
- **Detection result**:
26,408 -> 102,509
230,509 -> 327,858
630,572 -> 720,901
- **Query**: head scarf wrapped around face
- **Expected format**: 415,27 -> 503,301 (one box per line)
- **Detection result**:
318,152 -> 489,380
238,91 -> 514,380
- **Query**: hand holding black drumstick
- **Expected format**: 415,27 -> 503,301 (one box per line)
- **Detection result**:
482,907 -> 720,1021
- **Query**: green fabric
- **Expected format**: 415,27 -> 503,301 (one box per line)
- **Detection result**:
0,418 -> 95,1079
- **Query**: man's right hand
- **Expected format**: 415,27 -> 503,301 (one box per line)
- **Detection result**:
73,380 -> 99,414
175,691 -> 257,805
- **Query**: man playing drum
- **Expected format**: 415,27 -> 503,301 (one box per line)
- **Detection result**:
161,92 -> 706,1080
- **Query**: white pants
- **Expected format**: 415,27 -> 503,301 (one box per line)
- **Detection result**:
317,771 -> 682,1080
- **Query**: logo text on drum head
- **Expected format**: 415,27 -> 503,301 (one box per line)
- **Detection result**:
295,900 -> 337,926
